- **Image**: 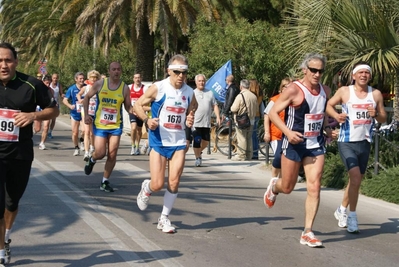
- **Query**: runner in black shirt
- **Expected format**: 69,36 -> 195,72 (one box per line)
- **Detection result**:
0,42 -> 59,265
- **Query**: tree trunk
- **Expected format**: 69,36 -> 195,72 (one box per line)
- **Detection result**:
394,69 -> 399,123
135,18 -> 155,81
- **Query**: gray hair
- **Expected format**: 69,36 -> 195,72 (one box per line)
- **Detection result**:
299,53 -> 327,69
168,54 -> 188,65
240,79 -> 250,89
195,74 -> 206,82
74,71 -> 85,80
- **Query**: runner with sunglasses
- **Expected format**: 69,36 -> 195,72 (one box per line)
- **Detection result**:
134,54 -> 198,233
264,52 -> 332,247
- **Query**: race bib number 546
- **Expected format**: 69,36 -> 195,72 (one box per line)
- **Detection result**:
0,108 -> 20,142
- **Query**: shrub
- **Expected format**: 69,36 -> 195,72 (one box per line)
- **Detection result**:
361,166 -> 399,204
322,150 -> 348,189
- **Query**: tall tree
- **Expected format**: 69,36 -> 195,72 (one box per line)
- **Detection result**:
284,0 -> 399,120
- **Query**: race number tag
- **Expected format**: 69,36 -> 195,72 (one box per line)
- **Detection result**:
76,103 -> 83,113
100,107 -> 117,125
0,108 -> 20,142
88,98 -> 97,116
304,114 -> 324,137
352,103 -> 373,125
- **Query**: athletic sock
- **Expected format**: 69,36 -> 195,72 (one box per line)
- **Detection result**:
102,177 -> 109,183
161,190 -> 178,216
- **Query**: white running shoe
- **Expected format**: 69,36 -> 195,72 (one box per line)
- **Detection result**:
300,231 -> 323,247
73,148 -> 80,156
137,179 -> 151,211
263,177 -> 278,208
130,146 -> 136,155
157,216 -> 176,233
195,157 -> 202,167
83,152 -> 90,162
334,208 -> 348,228
39,143 -> 46,150
347,215 -> 359,233
140,145 -> 148,155
134,147 -> 140,155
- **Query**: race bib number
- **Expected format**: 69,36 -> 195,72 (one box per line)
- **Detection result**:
304,114 -> 324,137
352,103 -> 373,125
76,103 -> 83,113
131,98 -> 138,106
100,107 -> 117,125
0,108 -> 20,142
88,98 -> 97,116
163,114 -> 183,130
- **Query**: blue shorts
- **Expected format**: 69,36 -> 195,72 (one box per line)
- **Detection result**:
271,140 -> 283,169
338,140 -> 370,174
93,125 -> 122,138
70,112 -> 82,122
152,145 -> 186,160
283,142 -> 325,162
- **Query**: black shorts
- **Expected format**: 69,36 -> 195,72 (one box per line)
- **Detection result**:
338,140 -> 370,174
129,113 -> 143,127
0,159 -> 31,217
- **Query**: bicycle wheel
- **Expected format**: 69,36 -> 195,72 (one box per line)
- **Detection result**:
215,125 -> 237,156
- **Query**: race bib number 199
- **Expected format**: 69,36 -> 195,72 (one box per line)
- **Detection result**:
0,108 -> 20,142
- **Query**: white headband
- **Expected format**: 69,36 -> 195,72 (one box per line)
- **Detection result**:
352,64 -> 372,75
168,64 -> 188,70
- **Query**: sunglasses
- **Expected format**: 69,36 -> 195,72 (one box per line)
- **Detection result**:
172,70 -> 188,75
307,67 -> 324,74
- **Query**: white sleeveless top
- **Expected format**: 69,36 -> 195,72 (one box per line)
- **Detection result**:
49,83 -> 60,102
338,85 -> 375,142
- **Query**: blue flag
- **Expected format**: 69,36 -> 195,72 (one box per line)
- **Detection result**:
205,60 -> 232,103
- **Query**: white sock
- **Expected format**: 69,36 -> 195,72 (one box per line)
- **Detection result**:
5,229 -> 11,241
144,181 -> 152,194
161,190 -> 178,216
340,205 -> 347,213
90,145 -> 94,150
102,177 -> 108,183
349,211 -> 357,217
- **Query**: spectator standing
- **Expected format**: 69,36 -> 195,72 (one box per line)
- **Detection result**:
326,61 -> 386,233
249,79 -> 263,160
230,79 -> 258,161
222,75 -> 240,121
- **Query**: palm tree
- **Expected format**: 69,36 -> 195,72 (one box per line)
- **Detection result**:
283,0 -> 399,120
52,0 -> 234,81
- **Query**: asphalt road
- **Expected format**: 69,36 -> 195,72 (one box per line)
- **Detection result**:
8,114 -> 399,266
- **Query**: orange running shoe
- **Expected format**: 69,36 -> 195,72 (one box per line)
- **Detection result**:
300,231 -> 323,247
263,178 -> 278,208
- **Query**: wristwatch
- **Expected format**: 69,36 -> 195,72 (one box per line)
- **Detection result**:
324,125 -> 331,130
143,118 -> 149,129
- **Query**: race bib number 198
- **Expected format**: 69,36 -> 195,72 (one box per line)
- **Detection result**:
0,108 -> 20,142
